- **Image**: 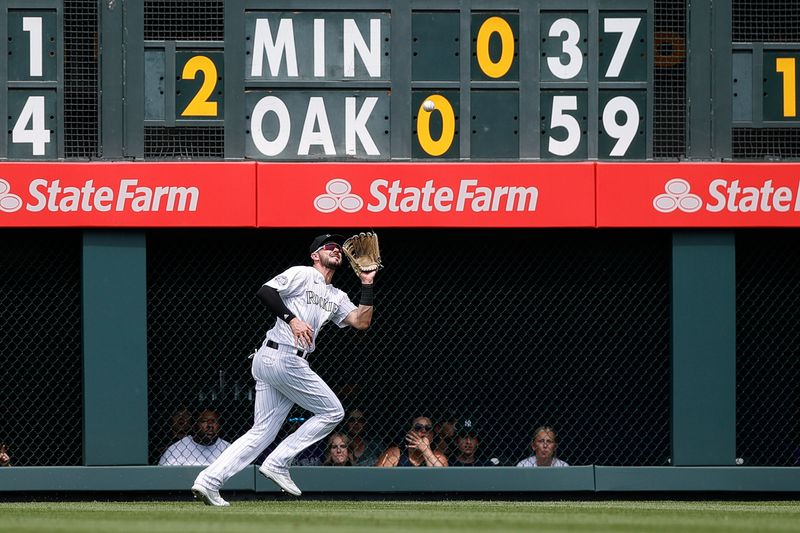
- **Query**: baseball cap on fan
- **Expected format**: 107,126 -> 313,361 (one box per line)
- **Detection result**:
455,417 -> 480,437
309,233 -> 345,254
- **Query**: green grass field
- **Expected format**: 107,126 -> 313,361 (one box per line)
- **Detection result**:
1,500 -> 799,533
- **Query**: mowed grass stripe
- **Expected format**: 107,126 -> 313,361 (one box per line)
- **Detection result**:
0,500 -> 799,533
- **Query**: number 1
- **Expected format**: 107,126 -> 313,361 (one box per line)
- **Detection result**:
22,17 -> 43,77
776,57 -> 796,118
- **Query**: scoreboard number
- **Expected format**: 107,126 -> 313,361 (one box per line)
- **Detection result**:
176,51 -> 224,120
12,95 -> 51,155
775,57 -> 797,118
7,10 -> 58,158
762,51 -> 800,122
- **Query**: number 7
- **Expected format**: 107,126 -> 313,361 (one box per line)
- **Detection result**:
603,18 -> 641,78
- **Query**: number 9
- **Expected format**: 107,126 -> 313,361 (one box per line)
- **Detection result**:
602,96 -> 639,157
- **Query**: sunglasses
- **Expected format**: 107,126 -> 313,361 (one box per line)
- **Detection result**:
413,424 -> 433,432
330,444 -> 348,450
317,243 -> 341,252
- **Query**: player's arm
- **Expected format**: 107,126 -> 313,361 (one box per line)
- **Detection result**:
256,285 -> 313,347
344,271 -> 376,330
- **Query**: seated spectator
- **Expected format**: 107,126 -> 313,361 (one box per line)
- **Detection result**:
376,416 -> 448,467
168,406 -> 193,442
0,443 -> 11,467
322,432 -> 354,466
159,409 -> 230,466
343,409 -> 383,466
449,418 -> 495,466
516,426 -> 569,467
433,416 -> 457,458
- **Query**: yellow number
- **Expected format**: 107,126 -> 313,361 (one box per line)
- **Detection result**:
181,55 -> 219,117
476,17 -> 515,79
776,57 -> 796,118
417,95 -> 455,156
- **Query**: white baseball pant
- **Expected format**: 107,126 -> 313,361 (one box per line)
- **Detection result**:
195,343 -> 344,490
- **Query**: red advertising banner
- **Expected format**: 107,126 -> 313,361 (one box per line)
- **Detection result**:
257,163 -> 595,227
597,163 -> 800,227
0,162 -> 257,227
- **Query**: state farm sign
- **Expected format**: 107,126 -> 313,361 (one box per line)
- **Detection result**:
0,163 -> 256,227
597,163 -> 800,227
258,163 -> 595,227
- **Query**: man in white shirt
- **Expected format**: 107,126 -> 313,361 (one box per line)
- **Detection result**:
159,409 -> 229,466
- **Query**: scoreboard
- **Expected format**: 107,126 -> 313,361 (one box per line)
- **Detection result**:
0,0 -> 658,161
7,1 -> 795,162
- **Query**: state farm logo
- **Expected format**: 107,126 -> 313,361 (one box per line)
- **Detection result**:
314,179 -> 364,213
0,178 -> 199,213
0,179 -> 23,213
653,177 -> 800,214
653,178 -> 702,213
313,178 -> 539,213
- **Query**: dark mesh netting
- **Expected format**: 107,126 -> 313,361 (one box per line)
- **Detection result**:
737,230 -> 800,466
0,231 -> 82,466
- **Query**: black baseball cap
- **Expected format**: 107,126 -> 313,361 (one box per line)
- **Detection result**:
455,418 -> 479,437
309,233 -> 345,254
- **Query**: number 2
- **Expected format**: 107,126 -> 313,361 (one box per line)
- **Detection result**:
181,56 -> 219,117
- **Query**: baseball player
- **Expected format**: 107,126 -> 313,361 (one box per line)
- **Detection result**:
191,233 -> 376,506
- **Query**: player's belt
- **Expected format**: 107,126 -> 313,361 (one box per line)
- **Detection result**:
266,339 -> 306,358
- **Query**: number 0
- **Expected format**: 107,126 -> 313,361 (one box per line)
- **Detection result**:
181,56 -> 219,117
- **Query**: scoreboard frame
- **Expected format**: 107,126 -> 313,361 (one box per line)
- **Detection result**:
118,0 -> 655,162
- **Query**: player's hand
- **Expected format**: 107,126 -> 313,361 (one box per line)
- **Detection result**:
358,270 -> 376,285
289,318 -> 313,348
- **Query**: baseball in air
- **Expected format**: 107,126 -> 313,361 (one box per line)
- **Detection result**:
422,100 -> 435,112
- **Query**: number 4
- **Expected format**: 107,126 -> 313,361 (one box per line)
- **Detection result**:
12,96 -> 51,155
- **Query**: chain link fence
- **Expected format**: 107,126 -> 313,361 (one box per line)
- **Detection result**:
737,230 -> 800,467
0,231 -> 82,466
147,229 -> 671,467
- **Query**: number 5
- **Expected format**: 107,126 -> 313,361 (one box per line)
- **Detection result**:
548,95 -> 580,156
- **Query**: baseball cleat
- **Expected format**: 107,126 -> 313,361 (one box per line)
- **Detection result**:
259,465 -> 302,496
191,483 -> 230,507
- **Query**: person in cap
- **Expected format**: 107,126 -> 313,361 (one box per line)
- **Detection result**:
448,418 -> 495,467
192,233 -> 378,505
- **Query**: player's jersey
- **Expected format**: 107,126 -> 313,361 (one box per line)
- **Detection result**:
263,266 -> 356,353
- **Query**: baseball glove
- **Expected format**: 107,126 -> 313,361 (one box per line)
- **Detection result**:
342,231 -> 383,276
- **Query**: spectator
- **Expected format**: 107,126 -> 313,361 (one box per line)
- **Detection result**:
449,418 -> 495,467
159,409 -> 230,466
516,426 -> 569,467
376,416 -> 448,467
322,433 -> 354,466
0,443 -> 11,467
343,409 -> 383,466
168,406 -> 193,442
433,416 -> 457,458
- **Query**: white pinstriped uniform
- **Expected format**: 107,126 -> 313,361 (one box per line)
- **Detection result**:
195,266 -> 356,490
